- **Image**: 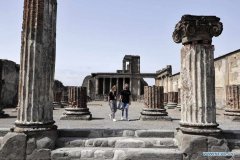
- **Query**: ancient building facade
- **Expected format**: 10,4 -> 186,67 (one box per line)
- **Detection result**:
156,49 -> 240,109
82,55 -> 156,101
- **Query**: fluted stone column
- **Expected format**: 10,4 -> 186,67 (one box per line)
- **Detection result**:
167,77 -> 178,109
173,15 -> 223,134
224,85 -> 240,120
103,78 -> 106,95
163,77 -> 168,106
177,77 -> 181,110
15,0 -> 57,132
60,87 -> 68,107
140,86 -> 171,121
61,86 -> 92,120
177,89 -> 181,110
95,77 -> 99,97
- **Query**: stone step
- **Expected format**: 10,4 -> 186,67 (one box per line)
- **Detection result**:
231,149 -> 240,159
56,137 -> 177,149
58,129 -> 174,138
51,147 -> 183,160
0,128 -> 10,137
228,139 -> 240,150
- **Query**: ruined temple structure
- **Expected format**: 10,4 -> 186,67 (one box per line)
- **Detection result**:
0,60 -> 19,117
61,86 -> 92,120
140,86 -> 171,120
155,65 -> 180,108
82,55 -> 156,101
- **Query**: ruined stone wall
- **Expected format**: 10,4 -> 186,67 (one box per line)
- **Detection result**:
156,49 -> 240,109
0,59 -> 19,108
215,50 -> 240,109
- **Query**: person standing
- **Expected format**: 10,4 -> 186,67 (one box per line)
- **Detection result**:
120,84 -> 131,121
108,85 -> 117,122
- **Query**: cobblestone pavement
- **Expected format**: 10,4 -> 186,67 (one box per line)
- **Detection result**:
0,101 -> 239,130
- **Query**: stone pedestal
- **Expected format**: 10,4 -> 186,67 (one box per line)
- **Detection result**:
53,92 -> 63,109
166,92 -> 178,109
61,87 -> 92,120
224,85 -> 240,121
140,86 -> 171,121
173,15 -> 223,134
14,0 -> 57,132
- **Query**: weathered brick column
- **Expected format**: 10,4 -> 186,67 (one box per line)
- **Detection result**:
61,86 -> 92,120
173,15 -> 223,134
15,0 -> 57,132
140,86 -> 171,120
224,85 -> 240,120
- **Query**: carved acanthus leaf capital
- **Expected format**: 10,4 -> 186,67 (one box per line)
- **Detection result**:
173,15 -> 223,44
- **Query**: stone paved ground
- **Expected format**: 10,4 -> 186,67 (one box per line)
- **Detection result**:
0,101 -> 239,130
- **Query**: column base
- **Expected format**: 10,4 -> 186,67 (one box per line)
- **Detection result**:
224,109 -> 240,121
140,108 -> 172,121
0,110 -> 9,118
53,102 -> 64,109
179,122 -> 221,135
14,121 -> 57,132
60,108 -> 92,120
176,104 -> 181,111
61,101 -> 68,107
166,102 -> 177,109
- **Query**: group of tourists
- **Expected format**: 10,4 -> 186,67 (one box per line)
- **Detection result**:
108,83 -> 131,122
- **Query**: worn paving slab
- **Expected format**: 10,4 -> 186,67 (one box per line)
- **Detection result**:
0,101 -> 239,131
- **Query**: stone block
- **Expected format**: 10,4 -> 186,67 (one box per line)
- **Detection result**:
27,149 -> 51,160
26,138 -> 36,155
115,139 -> 146,148
0,132 -> 27,160
122,130 -> 135,137
81,149 -> 94,158
135,130 -> 174,138
94,150 -> 105,159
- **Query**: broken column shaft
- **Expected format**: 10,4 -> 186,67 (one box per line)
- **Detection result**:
15,0 -> 57,132
140,86 -> 171,120
61,86 -> 92,120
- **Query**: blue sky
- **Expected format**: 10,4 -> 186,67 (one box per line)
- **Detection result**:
0,0 -> 239,86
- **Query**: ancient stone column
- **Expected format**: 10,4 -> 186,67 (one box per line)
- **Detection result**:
123,78 -> 125,89
15,0 -> 57,132
177,77 -> 182,110
163,77 -> 168,106
109,78 -> 112,90
224,85 -> 240,120
61,87 -> 68,107
61,86 -> 92,120
95,77 -> 99,95
167,77 -> 178,109
177,89 -> 181,110
137,79 -> 141,96
103,78 -> 106,95
173,15 -> 223,134
140,86 -> 171,120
